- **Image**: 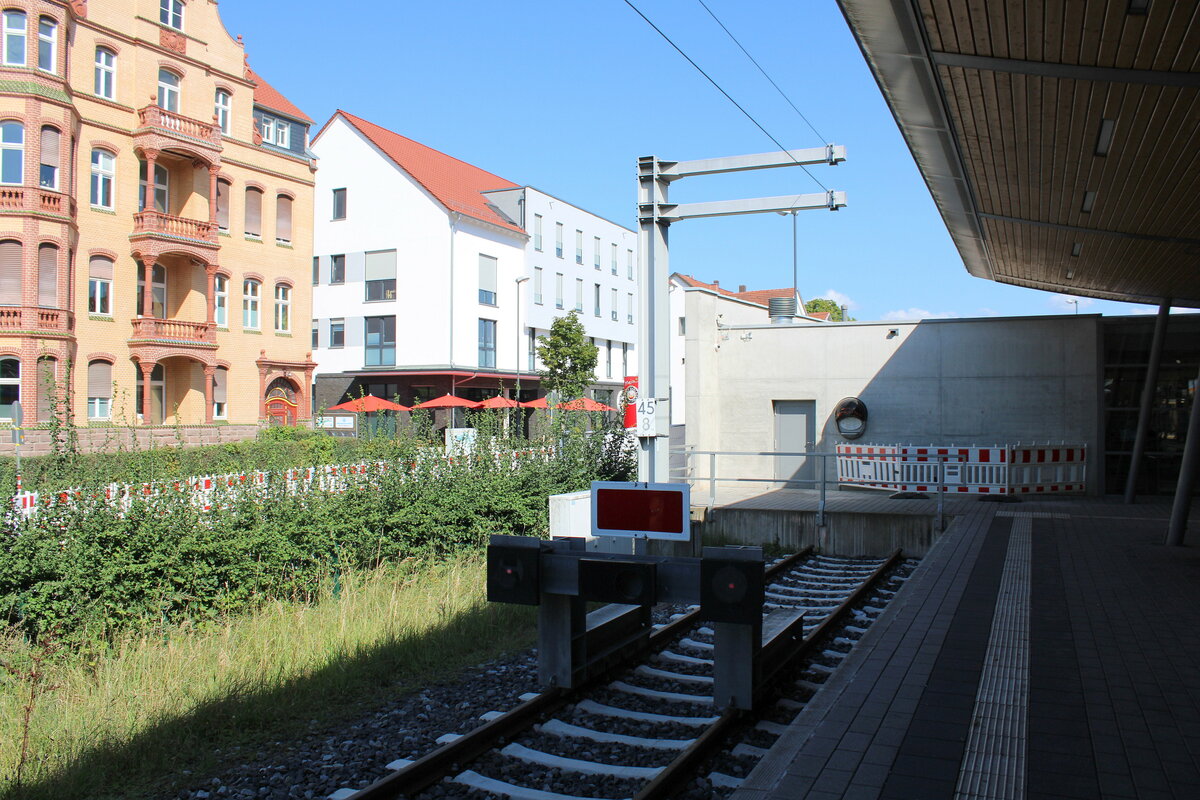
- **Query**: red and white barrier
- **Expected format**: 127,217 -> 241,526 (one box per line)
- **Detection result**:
836,444 -> 1086,495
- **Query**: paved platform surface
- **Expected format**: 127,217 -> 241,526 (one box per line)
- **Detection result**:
731,494 -> 1200,800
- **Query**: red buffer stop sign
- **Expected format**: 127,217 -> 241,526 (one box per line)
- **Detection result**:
591,481 -> 691,541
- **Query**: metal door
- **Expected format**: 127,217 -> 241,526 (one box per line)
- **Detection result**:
774,400 -> 815,485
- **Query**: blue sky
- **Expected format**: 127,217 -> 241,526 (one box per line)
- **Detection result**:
219,0 -> 1165,321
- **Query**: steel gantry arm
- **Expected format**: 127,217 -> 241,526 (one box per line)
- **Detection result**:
635,148 -> 847,485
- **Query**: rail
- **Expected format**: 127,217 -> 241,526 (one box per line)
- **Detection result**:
673,449 -> 965,531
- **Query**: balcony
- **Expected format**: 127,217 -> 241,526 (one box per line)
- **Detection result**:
129,318 -> 216,352
0,187 -> 77,218
130,210 -> 219,264
135,105 -> 223,164
0,306 -> 74,334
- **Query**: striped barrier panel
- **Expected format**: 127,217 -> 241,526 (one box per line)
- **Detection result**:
1007,446 -> 1087,493
836,444 -> 1086,494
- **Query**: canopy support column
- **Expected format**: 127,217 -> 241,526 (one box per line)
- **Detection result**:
1125,299 -> 1171,503
1165,361 -> 1200,546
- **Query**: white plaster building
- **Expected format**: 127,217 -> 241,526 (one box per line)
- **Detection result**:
310,111 -> 637,409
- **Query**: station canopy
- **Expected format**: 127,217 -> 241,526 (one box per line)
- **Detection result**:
837,0 -> 1200,307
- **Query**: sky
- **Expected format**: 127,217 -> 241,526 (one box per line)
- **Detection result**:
217,0 -> 1171,322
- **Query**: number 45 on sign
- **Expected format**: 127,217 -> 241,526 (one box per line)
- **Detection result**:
635,397 -> 658,438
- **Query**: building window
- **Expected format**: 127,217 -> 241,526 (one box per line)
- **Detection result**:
365,316 -> 395,366
611,288 -> 618,320
136,262 -> 166,318
273,284 -> 290,332
575,278 -> 583,312
3,10 -> 25,66
366,249 -> 397,301
332,187 -> 346,219
311,321 -> 318,349
214,89 -> 231,135
529,328 -> 537,371
216,179 -> 230,232
555,223 -> 564,258
555,273 -> 564,309
160,0 -> 184,31
157,68 -> 180,112
212,367 -> 227,420
575,230 -> 583,264
678,316 -> 686,335
242,279 -> 260,329
87,360 -> 112,420
39,126 -> 59,190
88,256 -> 113,315
0,239 -> 21,305
593,236 -> 601,269
275,194 -> 292,244
606,340 -> 612,378
138,160 -> 169,212
312,256 -> 319,285
611,243 -> 618,275
36,16 -> 54,73
533,266 -> 543,305
627,249 -> 634,280
533,214 -> 542,250
260,114 -> 290,148
628,293 -> 634,323
37,244 -> 57,308
0,357 -> 18,419
330,254 -> 345,284
214,274 -> 227,326
478,253 -> 497,305
329,318 -> 344,348
593,283 -> 601,317
0,122 -> 23,185
135,363 -> 165,423
622,342 -> 628,377
94,47 -> 116,99
244,187 -> 262,237
90,149 -> 114,208
478,318 -> 496,368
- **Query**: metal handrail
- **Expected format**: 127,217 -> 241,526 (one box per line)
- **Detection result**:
669,448 -> 966,531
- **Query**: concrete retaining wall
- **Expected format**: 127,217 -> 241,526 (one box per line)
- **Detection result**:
0,424 -> 262,457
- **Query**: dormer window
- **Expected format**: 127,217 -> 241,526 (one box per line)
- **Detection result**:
259,114 -> 290,148
160,0 -> 184,31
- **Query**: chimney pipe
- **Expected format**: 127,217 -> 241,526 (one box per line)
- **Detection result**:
739,284 -> 747,293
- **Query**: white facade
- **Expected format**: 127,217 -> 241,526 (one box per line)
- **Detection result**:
487,187 -> 639,393
311,115 -> 638,405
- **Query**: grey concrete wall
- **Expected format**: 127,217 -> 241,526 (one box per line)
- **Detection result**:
685,297 -> 1102,492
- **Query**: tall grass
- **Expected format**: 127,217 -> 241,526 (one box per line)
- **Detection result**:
0,552 -> 535,800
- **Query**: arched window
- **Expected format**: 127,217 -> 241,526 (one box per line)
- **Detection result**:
0,122 -> 23,185
36,16 -> 55,73
244,187 -> 262,238
0,357 -> 18,419
275,194 -> 292,244
213,366 -> 227,419
36,356 -> 55,421
2,10 -> 25,66
37,243 -> 57,307
273,283 -> 290,332
215,178 -> 230,231
90,149 -> 114,208
88,255 -> 113,315
138,160 -> 168,212
87,360 -> 112,419
242,279 -> 260,329
214,89 -> 231,135
137,262 -> 166,318
39,126 -> 60,189
0,239 -> 21,305
94,47 -> 115,99
213,273 -> 228,326
156,68 -> 179,112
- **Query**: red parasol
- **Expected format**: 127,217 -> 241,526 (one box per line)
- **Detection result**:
414,393 -> 480,409
327,395 -> 410,412
476,395 -> 522,409
557,397 -> 617,412
522,397 -> 550,409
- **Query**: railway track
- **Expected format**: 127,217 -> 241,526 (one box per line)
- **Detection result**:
335,549 -> 913,800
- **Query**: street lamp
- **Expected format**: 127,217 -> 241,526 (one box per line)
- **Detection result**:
1065,298 -> 1079,315
515,276 -> 530,397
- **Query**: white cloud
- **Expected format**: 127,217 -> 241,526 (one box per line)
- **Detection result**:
881,308 -> 958,321
816,289 -> 857,309
975,307 -> 1002,317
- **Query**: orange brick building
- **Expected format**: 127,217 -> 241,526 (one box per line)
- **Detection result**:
0,0 -> 315,451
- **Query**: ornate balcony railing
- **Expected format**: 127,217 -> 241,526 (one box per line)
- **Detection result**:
137,105 -> 223,147
130,317 -> 216,344
0,187 -> 76,216
0,306 -> 74,332
132,210 -> 217,245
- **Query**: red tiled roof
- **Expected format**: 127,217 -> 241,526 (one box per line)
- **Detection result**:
675,274 -> 740,299
675,274 -> 829,319
735,287 -> 796,306
327,110 -> 524,234
245,67 -> 313,124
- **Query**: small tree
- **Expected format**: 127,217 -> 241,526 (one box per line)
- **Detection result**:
805,297 -> 854,321
536,311 -> 597,401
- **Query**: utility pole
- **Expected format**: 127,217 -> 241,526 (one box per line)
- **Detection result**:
636,146 -> 847,483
